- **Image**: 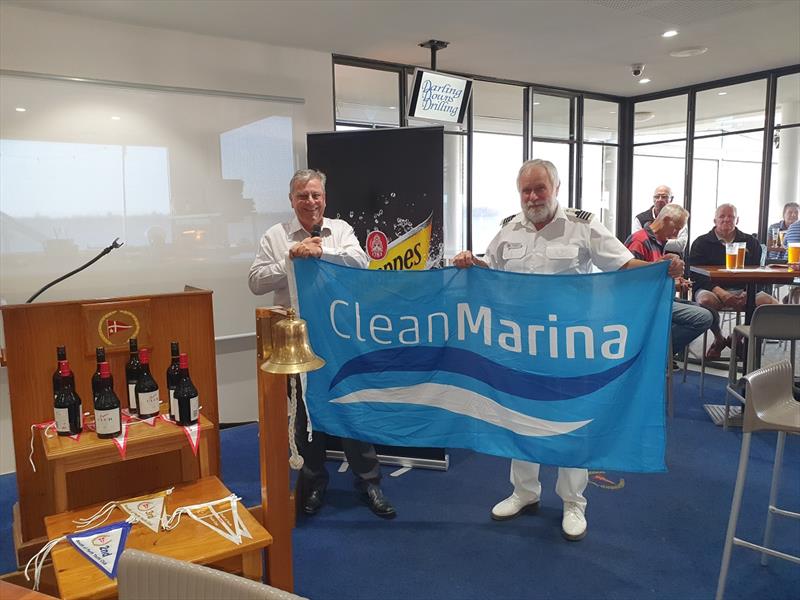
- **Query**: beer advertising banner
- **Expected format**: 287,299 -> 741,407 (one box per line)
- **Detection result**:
307,126 -> 444,271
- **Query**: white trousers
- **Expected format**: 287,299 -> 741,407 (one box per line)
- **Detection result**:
510,459 -> 588,510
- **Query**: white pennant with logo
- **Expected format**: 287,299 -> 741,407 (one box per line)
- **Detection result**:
119,494 -> 167,533
67,521 -> 132,579
163,495 -> 246,544
182,422 -> 201,455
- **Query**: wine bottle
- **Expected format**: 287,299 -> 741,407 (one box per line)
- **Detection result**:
166,341 -> 181,420
94,361 -> 121,439
125,338 -> 141,415
54,360 -> 82,436
135,347 -> 160,419
52,346 -> 73,401
91,347 -> 112,403
175,353 -> 199,426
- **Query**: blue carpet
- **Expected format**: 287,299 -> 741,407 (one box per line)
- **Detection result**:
1,370 -> 798,599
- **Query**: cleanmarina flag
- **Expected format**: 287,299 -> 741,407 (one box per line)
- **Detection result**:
294,259 -> 672,472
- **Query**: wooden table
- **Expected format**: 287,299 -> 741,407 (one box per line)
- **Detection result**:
45,476 -> 271,600
689,265 -> 799,324
0,580 -> 58,600
42,413 -> 214,514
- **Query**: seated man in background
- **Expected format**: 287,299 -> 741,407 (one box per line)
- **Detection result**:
625,203 -> 714,358
632,184 -> 688,256
689,203 -> 778,358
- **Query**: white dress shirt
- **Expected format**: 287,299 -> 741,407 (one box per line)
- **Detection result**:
248,216 -> 368,307
486,205 -> 633,275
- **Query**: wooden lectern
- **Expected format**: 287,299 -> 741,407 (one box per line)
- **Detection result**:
0,290 -> 220,566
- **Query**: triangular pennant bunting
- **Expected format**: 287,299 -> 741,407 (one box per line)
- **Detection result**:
182,423 -> 201,455
67,521 -> 131,579
111,422 -> 130,459
119,494 -> 166,533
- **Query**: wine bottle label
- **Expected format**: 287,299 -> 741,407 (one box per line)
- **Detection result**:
138,390 -> 160,415
54,407 -> 71,432
127,383 -> 138,410
169,389 -> 177,419
190,396 -> 200,421
95,408 -> 121,435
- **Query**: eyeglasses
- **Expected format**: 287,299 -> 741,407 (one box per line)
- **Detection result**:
653,194 -> 673,200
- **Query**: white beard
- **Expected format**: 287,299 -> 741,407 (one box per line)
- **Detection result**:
522,202 -> 554,225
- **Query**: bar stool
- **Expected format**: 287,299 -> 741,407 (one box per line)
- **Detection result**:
725,304 -> 800,429
715,360 -> 800,600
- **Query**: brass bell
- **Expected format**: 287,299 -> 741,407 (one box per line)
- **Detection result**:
260,308 -> 326,374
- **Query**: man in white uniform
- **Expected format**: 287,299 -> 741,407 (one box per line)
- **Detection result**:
249,168 -> 396,519
453,159 -> 682,541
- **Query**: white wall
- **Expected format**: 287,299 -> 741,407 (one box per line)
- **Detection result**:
0,5 -> 334,474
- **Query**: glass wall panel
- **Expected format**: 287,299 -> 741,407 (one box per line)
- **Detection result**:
532,93 -> 571,139
691,132 -> 764,242
334,64 -> 399,127
695,79 -> 766,136
632,141 -> 686,226
634,95 -> 687,144
472,132 -> 523,253
472,80 -> 523,135
775,73 -> 800,127
583,99 -> 619,143
530,141 -> 570,198
767,124 -> 800,228
582,144 -> 618,233
471,81 -> 524,253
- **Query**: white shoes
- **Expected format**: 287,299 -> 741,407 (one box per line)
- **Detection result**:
490,493 -> 540,521
561,501 -> 587,541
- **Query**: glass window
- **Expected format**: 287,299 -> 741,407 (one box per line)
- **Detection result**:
695,79 -> 767,136
691,132 -> 764,242
582,144 -> 618,233
767,125 -> 800,230
472,132 -> 523,253
583,99 -> 619,143
532,93 -> 572,140
530,141 -> 570,200
471,81 -> 524,253
472,80 -> 523,135
775,72 -> 800,127
334,64 -> 400,127
634,95 -> 688,144
632,142 -> 686,230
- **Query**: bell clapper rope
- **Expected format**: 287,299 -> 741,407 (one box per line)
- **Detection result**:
288,376 -> 304,470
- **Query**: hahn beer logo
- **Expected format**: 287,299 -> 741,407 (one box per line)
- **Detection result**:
366,230 -> 389,260
98,310 -> 140,346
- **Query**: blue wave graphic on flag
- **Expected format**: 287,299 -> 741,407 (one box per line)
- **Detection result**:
329,346 -> 638,400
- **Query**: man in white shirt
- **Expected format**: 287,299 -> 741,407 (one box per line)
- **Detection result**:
249,169 -> 396,519
632,185 -> 688,256
454,159 -> 682,541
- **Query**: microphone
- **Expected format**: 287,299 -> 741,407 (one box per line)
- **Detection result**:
26,237 -> 125,303
311,224 -> 321,237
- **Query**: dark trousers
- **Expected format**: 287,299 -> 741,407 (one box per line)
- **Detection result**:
290,375 -> 381,493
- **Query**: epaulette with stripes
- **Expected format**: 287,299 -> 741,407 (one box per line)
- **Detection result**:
500,213 -> 518,227
565,207 -> 594,222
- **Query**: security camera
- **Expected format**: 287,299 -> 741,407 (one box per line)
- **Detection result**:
631,63 -> 646,77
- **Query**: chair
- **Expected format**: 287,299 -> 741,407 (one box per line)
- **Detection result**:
117,549 -> 308,600
725,304 -> 800,429
715,360 -> 800,600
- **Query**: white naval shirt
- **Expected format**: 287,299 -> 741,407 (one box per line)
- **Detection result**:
485,204 -> 633,275
248,216 -> 368,307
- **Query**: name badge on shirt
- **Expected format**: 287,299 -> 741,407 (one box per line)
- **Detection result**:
545,245 -> 579,260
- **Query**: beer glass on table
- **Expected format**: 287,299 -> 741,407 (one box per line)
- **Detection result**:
725,243 -> 738,269
736,242 -> 746,269
788,242 -> 800,268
